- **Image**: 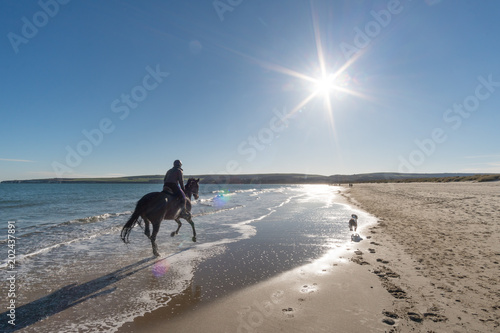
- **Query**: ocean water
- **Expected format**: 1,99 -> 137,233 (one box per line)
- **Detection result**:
0,183 -> 374,332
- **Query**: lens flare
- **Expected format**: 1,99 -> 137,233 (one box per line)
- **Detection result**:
152,260 -> 170,278
213,189 -> 231,208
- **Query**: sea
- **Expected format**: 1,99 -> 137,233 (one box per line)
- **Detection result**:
0,183 -> 375,332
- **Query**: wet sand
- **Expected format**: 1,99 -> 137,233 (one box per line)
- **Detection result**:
125,234 -> 393,333
132,181 -> 500,333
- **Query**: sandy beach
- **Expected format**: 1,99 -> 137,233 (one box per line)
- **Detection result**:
345,182 -> 500,332
129,182 -> 500,333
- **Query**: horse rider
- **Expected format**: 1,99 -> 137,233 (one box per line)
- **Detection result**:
163,160 -> 188,216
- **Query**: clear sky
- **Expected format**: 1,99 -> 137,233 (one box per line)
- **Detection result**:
1,0 -> 500,181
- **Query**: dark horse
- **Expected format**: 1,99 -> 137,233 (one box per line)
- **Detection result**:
121,178 -> 200,256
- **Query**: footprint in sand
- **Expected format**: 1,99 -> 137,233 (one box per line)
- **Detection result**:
382,318 -> 396,325
272,290 -> 285,299
300,284 -> 318,293
383,311 -> 399,319
374,266 -> 400,279
407,312 -> 423,322
383,282 -> 407,299
282,307 -> 295,318
352,256 -> 370,265
423,312 -> 448,322
382,311 -> 399,326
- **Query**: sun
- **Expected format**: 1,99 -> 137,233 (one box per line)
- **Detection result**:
312,74 -> 335,97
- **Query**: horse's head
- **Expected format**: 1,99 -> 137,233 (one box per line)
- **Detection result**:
186,178 -> 200,200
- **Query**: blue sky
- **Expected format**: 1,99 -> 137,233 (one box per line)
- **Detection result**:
1,0 -> 500,181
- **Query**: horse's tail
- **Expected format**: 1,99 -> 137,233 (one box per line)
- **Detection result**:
121,206 -> 142,244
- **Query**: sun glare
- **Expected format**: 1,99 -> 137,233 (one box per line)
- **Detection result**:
312,74 -> 335,97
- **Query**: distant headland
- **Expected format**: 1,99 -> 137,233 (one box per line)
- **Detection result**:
1,173 -> 498,184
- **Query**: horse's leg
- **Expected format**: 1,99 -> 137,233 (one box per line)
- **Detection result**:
150,220 -> 162,257
186,216 -> 197,242
143,216 -> 151,239
171,219 -> 182,237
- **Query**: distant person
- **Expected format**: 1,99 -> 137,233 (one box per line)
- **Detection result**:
163,160 -> 188,215
349,214 -> 358,232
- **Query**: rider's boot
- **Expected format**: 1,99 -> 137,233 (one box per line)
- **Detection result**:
180,207 -> 191,219
179,198 -> 191,219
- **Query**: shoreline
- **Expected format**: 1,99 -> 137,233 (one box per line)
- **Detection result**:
121,181 -> 500,332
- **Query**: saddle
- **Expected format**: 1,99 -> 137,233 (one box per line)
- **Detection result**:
162,187 -> 174,195
161,187 -> 182,203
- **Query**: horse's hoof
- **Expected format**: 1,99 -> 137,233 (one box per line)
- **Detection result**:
192,236 -> 197,242
170,231 -> 176,237
153,251 -> 160,257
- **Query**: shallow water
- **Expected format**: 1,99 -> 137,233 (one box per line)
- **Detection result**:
0,183 -> 374,332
